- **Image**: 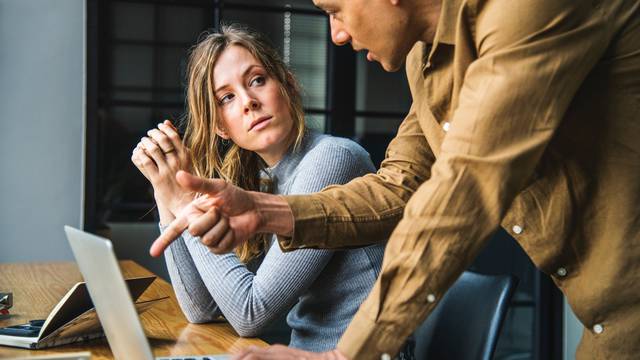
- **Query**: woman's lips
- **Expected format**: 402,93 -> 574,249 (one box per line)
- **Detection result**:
250,116 -> 272,131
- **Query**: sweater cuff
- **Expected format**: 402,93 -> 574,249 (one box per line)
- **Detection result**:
337,308 -> 407,360
277,194 -> 327,251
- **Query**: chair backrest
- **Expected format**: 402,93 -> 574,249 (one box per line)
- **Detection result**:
413,271 -> 518,360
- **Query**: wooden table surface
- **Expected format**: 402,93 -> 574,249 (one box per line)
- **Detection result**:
0,261 -> 266,359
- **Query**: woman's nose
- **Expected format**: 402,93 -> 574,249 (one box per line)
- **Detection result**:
244,97 -> 260,114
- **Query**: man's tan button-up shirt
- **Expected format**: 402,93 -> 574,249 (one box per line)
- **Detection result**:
280,0 -> 640,358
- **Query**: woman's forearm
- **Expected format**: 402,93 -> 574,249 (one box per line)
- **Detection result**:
156,201 -> 176,226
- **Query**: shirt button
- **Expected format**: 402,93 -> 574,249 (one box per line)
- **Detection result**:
556,267 -> 568,277
593,324 -> 604,334
381,353 -> 391,360
442,121 -> 451,132
427,294 -> 436,303
512,225 -> 523,234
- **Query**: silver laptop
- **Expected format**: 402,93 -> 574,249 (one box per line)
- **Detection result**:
64,226 -> 230,360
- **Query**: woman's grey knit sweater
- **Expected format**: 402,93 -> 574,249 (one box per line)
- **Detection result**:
162,131 -> 385,352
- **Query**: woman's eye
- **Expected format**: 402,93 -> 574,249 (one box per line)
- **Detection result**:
250,76 -> 265,87
219,93 -> 234,105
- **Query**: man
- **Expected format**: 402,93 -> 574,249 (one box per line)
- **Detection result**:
153,0 -> 640,359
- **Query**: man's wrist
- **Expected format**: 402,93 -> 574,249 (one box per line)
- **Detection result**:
252,192 -> 294,236
337,306 -> 411,360
168,193 -> 195,215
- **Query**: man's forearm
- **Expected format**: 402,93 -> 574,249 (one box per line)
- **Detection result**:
253,192 -> 294,237
277,106 -> 435,251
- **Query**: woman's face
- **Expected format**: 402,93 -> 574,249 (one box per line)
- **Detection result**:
213,45 -> 295,166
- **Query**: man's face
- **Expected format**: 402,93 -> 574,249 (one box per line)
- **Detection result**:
314,0 -> 415,72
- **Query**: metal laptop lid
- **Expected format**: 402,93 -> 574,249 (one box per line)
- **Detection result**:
64,226 -> 153,360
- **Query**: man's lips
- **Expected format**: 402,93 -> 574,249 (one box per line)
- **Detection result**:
352,44 -> 375,62
249,115 -> 272,131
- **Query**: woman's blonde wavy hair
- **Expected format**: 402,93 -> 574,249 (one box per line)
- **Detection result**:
183,23 -> 306,263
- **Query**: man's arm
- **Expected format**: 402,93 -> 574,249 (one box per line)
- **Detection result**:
175,141 -> 378,337
337,1 -> 612,358
280,102 -> 435,249
150,174 -> 294,257
150,102 -> 433,256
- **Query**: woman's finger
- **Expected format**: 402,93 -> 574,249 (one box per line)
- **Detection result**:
133,141 -> 145,154
165,119 -> 178,131
131,149 -> 143,169
147,128 -> 176,155
140,136 -> 168,168
133,146 -> 158,174
132,149 -> 158,171
158,121 -> 185,156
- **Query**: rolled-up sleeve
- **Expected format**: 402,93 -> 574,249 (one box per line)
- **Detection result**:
331,1 -> 613,358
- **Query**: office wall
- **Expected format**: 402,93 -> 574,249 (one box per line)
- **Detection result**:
0,0 -> 85,262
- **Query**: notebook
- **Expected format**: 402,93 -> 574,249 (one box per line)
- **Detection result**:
0,276 -> 165,349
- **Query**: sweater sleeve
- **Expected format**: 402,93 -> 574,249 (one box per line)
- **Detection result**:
287,139 -> 376,196
162,137 -> 377,337
162,229 -> 222,323
180,233 -> 332,337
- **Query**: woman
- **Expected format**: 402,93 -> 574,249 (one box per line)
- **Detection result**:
131,24 -> 411,357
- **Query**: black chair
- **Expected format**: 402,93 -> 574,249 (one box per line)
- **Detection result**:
413,271 -> 518,360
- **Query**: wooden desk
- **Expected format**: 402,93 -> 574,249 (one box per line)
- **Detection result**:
0,261 -> 267,359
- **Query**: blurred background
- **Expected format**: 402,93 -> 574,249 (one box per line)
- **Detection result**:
0,0 -> 582,358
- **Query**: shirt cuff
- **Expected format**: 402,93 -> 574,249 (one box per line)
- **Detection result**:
277,194 -> 327,251
337,307 -> 408,360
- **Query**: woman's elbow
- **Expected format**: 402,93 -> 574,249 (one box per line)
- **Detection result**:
235,327 -> 261,338
230,319 -> 269,337
184,312 -> 215,324
180,305 -> 220,324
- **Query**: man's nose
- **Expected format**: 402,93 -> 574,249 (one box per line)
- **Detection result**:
330,16 -> 350,46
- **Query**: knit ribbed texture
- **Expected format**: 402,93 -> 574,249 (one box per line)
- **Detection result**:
162,130 -> 385,351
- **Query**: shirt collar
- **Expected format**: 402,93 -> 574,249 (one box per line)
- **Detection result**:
423,0 -> 463,70
434,0 -> 463,46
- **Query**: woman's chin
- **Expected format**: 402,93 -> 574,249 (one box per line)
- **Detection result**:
252,135 -> 290,161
